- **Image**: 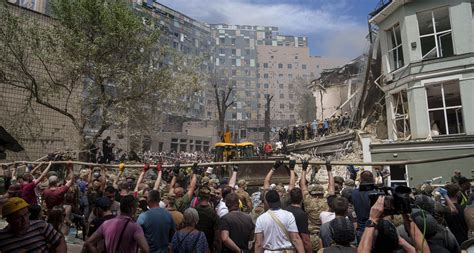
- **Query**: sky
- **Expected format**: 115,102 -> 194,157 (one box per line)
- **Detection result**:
158,0 -> 380,61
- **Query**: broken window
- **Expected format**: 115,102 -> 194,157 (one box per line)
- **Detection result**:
387,24 -> 404,71
417,7 -> 453,60
426,80 -> 464,135
392,90 -> 410,139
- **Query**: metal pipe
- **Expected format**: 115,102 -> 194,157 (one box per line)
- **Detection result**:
1,153 -> 473,169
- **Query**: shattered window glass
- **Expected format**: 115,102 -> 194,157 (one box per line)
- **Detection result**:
392,90 -> 410,139
417,7 -> 453,60
426,81 -> 463,135
387,24 -> 404,71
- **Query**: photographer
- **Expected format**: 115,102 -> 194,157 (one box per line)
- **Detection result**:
357,196 -> 420,253
351,170 -> 376,242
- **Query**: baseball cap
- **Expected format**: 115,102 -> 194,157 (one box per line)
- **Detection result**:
334,176 -> 345,185
48,175 -> 59,185
309,184 -> 324,195
238,179 -> 248,187
3,197 -> 29,217
198,186 -> 211,199
265,189 -> 281,208
330,217 -> 355,245
95,197 -> 112,210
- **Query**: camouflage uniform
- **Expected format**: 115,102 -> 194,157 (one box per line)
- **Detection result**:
236,180 -> 252,213
250,202 -> 265,224
303,184 -> 328,252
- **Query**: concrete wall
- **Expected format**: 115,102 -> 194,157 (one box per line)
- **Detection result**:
371,143 -> 474,186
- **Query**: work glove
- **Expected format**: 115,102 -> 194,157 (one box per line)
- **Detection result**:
326,159 -> 332,172
232,165 -> 239,172
273,160 -> 283,171
192,163 -> 199,174
156,163 -> 162,172
302,159 -> 309,171
289,160 -> 296,170
143,163 -> 150,172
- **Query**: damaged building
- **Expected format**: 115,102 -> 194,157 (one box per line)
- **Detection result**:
309,55 -> 368,120
366,0 -> 474,186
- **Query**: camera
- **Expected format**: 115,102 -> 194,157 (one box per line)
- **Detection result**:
360,183 -> 412,215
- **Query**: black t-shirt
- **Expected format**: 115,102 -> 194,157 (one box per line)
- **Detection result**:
219,211 -> 255,252
88,214 -> 115,236
444,203 -> 468,244
285,205 -> 309,234
196,204 -> 219,247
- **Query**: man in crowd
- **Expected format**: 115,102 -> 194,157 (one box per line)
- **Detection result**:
300,159 -> 328,252
85,195 -> 149,253
195,186 -> 219,252
43,165 -> 74,211
236,179 -> 253,213
254,189 -> 305,253
351,170 -> 375,241
21,161 -> 51,205
0,197 -> 67,252
444,183 -> 469,245
220,192 -> 254,253
138,190 -> 175,253
87,197 -> 116,237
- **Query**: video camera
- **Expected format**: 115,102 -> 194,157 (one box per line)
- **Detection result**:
360,183 -> 412,215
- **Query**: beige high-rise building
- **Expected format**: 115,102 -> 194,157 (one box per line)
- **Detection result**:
256,44 -> 344,123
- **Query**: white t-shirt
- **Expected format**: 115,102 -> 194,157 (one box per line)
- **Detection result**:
255,209 -> 298,252
320,211 -> 336,224
216,199 -> 229,218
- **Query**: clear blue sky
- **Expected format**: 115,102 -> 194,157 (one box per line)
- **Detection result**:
158,0 -> 380,60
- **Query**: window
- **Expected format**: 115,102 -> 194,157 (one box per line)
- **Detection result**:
264,73 -> 269,78
288,74 -> 293,79
417,7 -> 453,60
279,84 -> 284,89
257,83 -> 261,88
246,91 -> 251,97
219,38 -> 225,44
387,24 -> 404,71
392,91 -> 410,139
288,64 -> 292,69
231,49 -> 236,55
278,74 -> 284,77
264,63 -> 269,68
302,64 -> 307,69
279,94 -> 284,99
426,80 -> 463,135
295,56 -> 298,60
280,104 -> 285,109
289,84 -> 294,89
232,59 -> 236,66
289,104 -> 294,110
245,49 -> 250,55
290,114 -> 295,119
244,39 -> 250,45
278,63 -> 283,69
231,38 -> 236,45
289,94 -> 294,99
264,83 -> 269,88
232,69 -> 237,75
219,48 -> 225,54
220,57 -> 225,64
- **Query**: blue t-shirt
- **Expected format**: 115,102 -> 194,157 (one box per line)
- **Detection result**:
351,189 -> 371,233
138,207 -> 176,252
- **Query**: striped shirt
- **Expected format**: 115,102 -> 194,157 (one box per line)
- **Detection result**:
0,220 -> 62,253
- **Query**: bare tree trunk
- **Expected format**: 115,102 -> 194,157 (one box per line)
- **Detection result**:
264,95 -> 273,142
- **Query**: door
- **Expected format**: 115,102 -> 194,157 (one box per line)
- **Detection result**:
386,164 -> 409,187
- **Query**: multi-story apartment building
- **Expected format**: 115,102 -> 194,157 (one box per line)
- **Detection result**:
134,0 -> 214,122
367,0 -> 474,186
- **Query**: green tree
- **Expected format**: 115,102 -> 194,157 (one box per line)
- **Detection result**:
0,0 -> 200,158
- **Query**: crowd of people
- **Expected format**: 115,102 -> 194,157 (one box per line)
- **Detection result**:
278,112 -> 352,145
0,156 -> 472,253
